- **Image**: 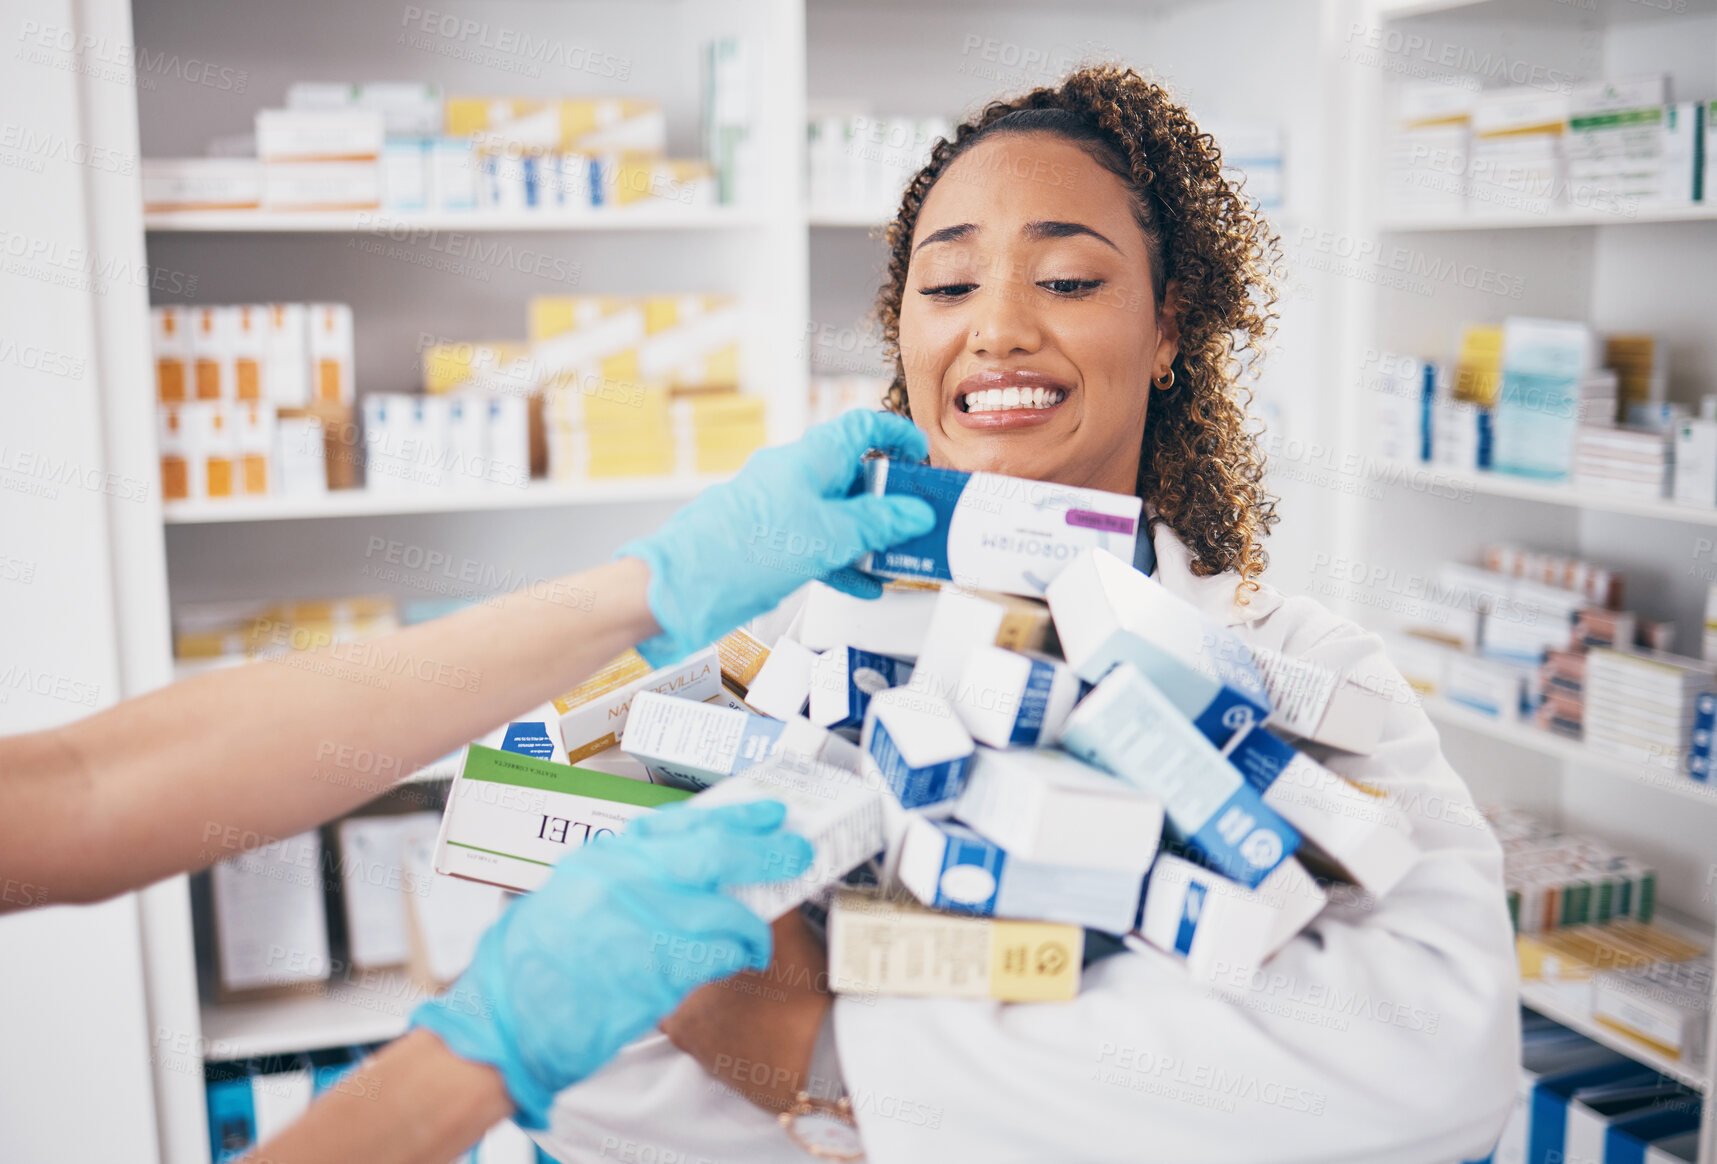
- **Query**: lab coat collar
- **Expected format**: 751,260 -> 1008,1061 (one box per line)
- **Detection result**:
1147,515 -> 1283,628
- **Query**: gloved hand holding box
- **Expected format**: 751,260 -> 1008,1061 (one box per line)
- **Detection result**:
433,744 -> 693,893
858,458 -> 1141,597
691,759 -> 886,921
1058,663 -> 1300,888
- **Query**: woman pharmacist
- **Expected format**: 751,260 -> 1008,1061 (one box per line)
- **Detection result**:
536,66 -> 1523,1164
0,410 -> 938,1164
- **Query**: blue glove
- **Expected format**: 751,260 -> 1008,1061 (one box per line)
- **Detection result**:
619,410 -> 936,665
411,800 -> 812,1129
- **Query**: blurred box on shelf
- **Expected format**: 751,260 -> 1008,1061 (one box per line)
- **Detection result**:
448,97 -> 667,156
895,815 -> 1143,932
336,812 -> 437,970
1468,86 -> 1569,217
607,157 -> 716,208
809,374 -> 890,424
1673,419 -> 1717,507
402,824 -> 504,992
263,161 -> 381,211
286,81 -> 444,136
429,138 -> 480,211
1574,425 -> 1671,499
256,108 -> 386,162
806,111 -> 951,218
1591,956 -> 1712,1064
1493,318 -> 1598,481
277,400 -> 359,491
142,158 -> 263,212
1204,121 -> 1285,210
826,888 -> 1082,1002
1566,77 -> 1698,207
434,744 -> 692,893
380,139 -> 430,211
307,304 -> 355,405
1382,82 -> 1473,219
209,830 -> 331,1000
1584,648 -> 1715,769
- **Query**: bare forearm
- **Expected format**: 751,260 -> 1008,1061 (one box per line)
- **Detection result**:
0,557 -> 657,906
243,1029 -> 515,1164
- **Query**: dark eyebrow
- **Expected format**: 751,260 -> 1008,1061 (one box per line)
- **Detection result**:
1024,220 -> 1122,253
913,223 -> 976,254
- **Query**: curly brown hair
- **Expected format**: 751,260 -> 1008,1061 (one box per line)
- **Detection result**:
876,64 -> 1282,589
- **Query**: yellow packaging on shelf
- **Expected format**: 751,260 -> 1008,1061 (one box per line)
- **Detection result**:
557,99 -> 665,154
827,889 -> 1082,1002
551,645 -> 720,763
642,294 -> 741,388
1454,324 -> 1503,407
545,377 -> 670,428
445,97 -> 547,139
610,158 -> 715,208
1518,923 -> 1705,981
529,294 -> 641,343
672,392 -> 764,429
422,340 -> 534,395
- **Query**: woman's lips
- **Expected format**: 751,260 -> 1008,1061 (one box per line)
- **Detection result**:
952,371 -> 1071,430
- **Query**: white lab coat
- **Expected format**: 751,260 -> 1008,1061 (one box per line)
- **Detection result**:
531,523 -> 1521,1164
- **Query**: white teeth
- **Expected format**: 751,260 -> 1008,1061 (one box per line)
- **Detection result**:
962,386 -> 1066,413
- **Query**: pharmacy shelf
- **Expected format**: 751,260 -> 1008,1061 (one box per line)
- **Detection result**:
143,204 -> 768,233
198,971 -> 418,1060
162,475 -> 729,524
1372,460 -> 1717,527
1377,204 -> 1717,233
808,207 -> 889,229
1520,979 -> 1710,1092
1423,695 -> 1717,808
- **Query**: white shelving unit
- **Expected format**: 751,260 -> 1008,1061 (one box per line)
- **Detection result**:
163,475 -> 729,524
1337,0 -> 1717,1158
12,0 -> 1713,1158
143,205 -> 768,233
1421,696 -> 1717,807
1373,459 -> 1717,526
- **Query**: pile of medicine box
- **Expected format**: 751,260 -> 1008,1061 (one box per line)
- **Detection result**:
1383,73 -> 1708,221
142,65 -> 752,217
427,458 -> 1421,1003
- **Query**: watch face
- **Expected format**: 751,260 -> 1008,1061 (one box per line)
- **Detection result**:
789,1110 -> 864,1155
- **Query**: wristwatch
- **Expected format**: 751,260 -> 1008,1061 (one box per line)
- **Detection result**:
779,1092 -> 865,1161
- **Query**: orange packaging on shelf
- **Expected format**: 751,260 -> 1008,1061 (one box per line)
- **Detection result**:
232,306 -> 266,402
151,306 -> 191,402
306,304 -> 355,405
231,401 -> 275,496
191,305 -> 233,401
178,401 -> 237,499
157,405 -> 190,501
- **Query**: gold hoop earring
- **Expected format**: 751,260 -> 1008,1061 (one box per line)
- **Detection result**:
1153,369 -> 1175,390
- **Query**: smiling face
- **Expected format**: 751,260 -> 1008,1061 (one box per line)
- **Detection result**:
898,132 -> 1179,495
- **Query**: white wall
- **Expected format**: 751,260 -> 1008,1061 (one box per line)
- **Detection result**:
0,0 -> 165,1156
